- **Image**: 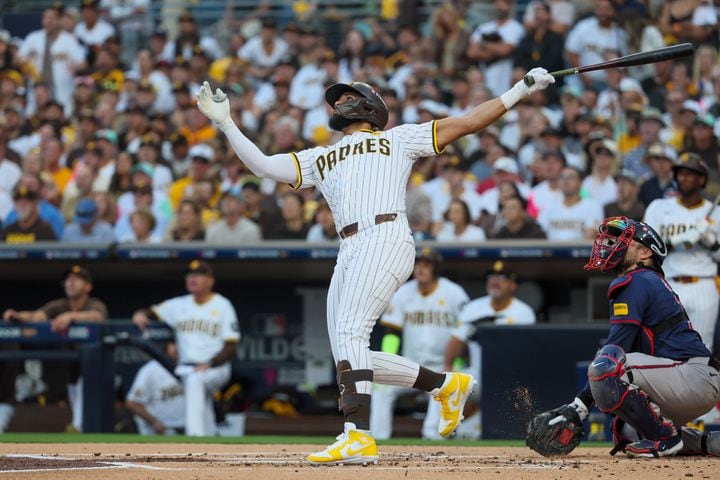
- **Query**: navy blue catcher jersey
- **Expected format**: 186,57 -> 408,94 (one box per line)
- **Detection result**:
606,268 -> 711,360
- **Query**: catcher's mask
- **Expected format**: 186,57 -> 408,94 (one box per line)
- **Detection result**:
584,216 -> 666,272
325,82 -> 389,131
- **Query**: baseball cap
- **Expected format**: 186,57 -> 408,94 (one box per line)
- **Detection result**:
640,107 -> 665,126
486,260 -> 516,280
74,198 -> 98,225
417,99 -> 449,118
493,156 -> 519,174
645,143 -> 677,162
189,144 -> 214,162
673,152 -> 709,177
540,126 -> 563,137
592,138 -> 618,157
619,78 -> 643,94
13,185 -> 38,201
680,100 -> 700,114
614,169 -> 638,185
694,112 -> 715,129
416,247 -> 442,266
131,162 -> 154,178
186,260 -> 214,277
65,265 -> 92,283
96,129 -> 117,145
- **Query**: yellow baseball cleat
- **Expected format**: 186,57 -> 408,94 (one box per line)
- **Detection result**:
433,372 -> 476,437
307,422 -> 379,465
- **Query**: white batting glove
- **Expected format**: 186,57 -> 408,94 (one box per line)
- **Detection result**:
696,219 -> 720,249
500,67 -> 555,109
197,81 -> 233,131
548,397 -> 589,426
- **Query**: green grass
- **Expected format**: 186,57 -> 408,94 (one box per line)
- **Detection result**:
0,433 -> 612,448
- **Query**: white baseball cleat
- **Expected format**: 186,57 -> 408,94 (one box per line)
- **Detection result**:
432,372 -> 476,437
307,422 -> 379,465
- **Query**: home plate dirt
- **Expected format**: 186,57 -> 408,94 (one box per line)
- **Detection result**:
0,444 -> 717,480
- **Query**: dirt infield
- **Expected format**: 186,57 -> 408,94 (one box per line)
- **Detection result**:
0,444 -> 718,480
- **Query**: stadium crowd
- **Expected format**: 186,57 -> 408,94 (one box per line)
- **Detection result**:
0,0 -> 718,244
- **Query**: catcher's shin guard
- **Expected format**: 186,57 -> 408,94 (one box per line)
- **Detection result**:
588,346 -> 676,443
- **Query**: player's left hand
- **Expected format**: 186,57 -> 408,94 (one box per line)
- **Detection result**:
197,81 -> 232,130
696,219 -> 719,249
548,397 -> 588,426
51,313 -> 73,332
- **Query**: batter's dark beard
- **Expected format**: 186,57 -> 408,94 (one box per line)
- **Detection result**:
329,113 -> 355,131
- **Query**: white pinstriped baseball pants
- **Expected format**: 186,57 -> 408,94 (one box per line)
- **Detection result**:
326,215 -> 422,397
669,279 -> 719,351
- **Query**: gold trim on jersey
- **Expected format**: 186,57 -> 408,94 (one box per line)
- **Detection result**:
432,120 -> 444,154
223,338 -> 240,342
358,129 -> 380,135
677,197 -> 705,210
193,293 -> 216,306
289,152 -> 302,190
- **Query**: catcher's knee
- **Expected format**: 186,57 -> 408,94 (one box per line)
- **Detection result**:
588,345 -> 629,412
336,360 -> 373,416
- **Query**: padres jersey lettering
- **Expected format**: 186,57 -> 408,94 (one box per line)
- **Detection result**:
292,121 -> 440,230
152,293 -> 240,364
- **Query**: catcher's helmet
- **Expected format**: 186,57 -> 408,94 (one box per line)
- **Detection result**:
585,216 -> 667,272
325,82 -> 389,131
672,152 -> 708,188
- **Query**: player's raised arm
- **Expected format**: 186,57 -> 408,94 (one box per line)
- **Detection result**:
434,68 -> 555,151
196,81 -> 298,184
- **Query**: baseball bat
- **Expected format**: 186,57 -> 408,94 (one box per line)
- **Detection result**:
523,43 -> 695,86
706,191 -> 720,220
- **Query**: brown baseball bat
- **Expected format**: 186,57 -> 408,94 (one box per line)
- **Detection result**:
523,43 -> 695,86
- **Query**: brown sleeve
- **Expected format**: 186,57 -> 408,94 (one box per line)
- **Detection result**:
84,299 -> 109,320
39,299 -> 70,319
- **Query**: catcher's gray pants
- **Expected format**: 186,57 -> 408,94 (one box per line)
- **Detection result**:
624,353 -> 720,426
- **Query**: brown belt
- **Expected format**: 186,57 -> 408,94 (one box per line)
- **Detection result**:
710,357 -> 720,372
670,276 -> 714,284
338,213 -> 398,239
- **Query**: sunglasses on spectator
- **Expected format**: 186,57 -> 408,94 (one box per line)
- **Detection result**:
594,148 -> 613,156
133,188 -> 153,195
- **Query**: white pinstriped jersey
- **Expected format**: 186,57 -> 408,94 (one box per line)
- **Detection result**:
381,277 -> 469,369
644,198 -> 720,278
152,293 -> 240,365
291,121 -> 441,231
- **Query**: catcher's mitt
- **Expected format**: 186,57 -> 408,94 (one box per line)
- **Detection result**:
526,405 -> 584,456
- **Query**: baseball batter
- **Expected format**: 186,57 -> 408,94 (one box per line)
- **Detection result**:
643,153 -> 720,350
132,261 -> 240,436
370,249 -> 469,440
528,217 -> 720,458
197,67 -> 555,464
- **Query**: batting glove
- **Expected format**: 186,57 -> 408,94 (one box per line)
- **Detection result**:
668,229 -> 701,248
500,67 -> 555,109
197,81 -> 233,131
548,397 -> 589,426
696,219 -> 720,250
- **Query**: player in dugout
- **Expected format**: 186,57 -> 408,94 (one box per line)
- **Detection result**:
197,63 -> 554,464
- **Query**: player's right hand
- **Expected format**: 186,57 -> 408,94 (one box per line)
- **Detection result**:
669,229 -> 700,248
2,309 -> 15,322
524,67 -> 555,94
151,419 -> 166,434
197,80 -> 232,129
548,397 -> 588,426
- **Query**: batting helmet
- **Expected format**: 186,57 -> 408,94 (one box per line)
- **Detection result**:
672,152 -> 709,188
585,216 -> 667,272
325,82 -> 389,131
416,247 -> 443,278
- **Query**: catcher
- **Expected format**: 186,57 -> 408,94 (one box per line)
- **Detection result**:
526,216 -> 720,458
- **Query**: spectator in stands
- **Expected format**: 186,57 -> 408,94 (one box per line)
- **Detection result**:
528,149 -> 565,217
492,195 -> 546,239
109,151 -> 136,199
120,207 -> 160,243
684,113 -> 720,194
42,136 -> 72,196
136,136 -> 173,193
428,153 -> 483,229
513,1 -> 565,104
623,108 -> 666,179
582,138 -> 618,207
61,197 -> 114,243
5,173 -> 65,239
638,143 -> 678,206
60,161 -> 97,223
306,199 -> 337,242
564,0 -> 627,90
239,19 -> 290,81
429,2 -> 470,77
466,0 -> 525,96
2,265 -> 108,432
240,181 -> 280,237
126,340 -> 185,435
605,169 -> 646,221
266,191 -> 309,240
205,191 -> 262,244
435,198 -> 487,242
169,144 -> 219,210
74,0 -> 115,57
131,260 -> 240,436
18,4 -> 85,114
537,166 -> 604,240
167,199 -> 205,242
659,0 -> 718,45
3,185 -> 57,243
477,157 -> 529,216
